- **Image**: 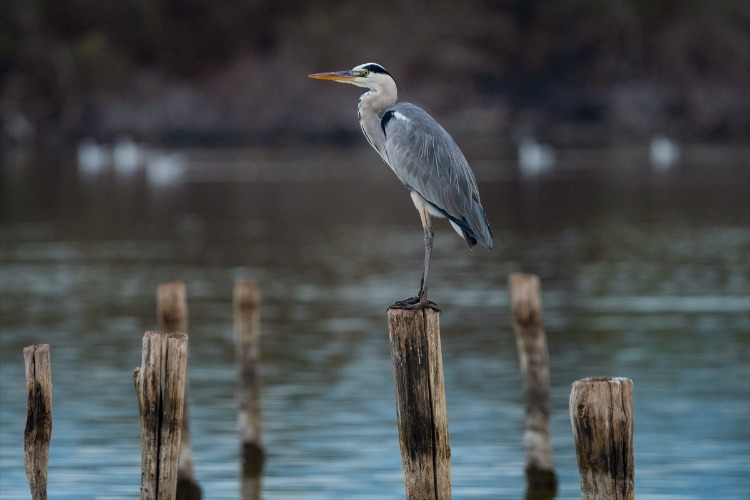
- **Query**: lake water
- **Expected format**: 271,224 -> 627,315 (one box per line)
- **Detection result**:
1,144 -> 749,499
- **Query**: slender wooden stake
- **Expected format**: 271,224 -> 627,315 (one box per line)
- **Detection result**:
387,306 -> 451,500
23,344 -> 52,500
157,282 -> 201,500
159,332 -> 190,497
569,377 -> 634,500
157,282 -> 189,334
134,332 -> 162,499
509,273 -> 557,499
233,279 -> 265,477
134,331 -> 189,500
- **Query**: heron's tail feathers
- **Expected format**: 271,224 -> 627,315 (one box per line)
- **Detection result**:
449,214 -> 493,250
421,192 -> 493,250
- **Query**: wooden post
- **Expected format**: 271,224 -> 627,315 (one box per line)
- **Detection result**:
134,332 -> 161,499
134,331 -> 189,500
233,279 -> 265,477
159,332 -> 190,496
569,377 -> 634,500
387,306 -> 451,500
509,273 -> 557,498
23,344 -> 52,500
157,282 -> 201,500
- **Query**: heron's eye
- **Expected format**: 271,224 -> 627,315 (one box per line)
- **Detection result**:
361,70 -> 370,77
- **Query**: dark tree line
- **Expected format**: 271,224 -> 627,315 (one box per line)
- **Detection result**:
2,0 -> 748,146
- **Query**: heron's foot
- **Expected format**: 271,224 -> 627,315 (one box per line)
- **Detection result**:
387,295 -> 440,312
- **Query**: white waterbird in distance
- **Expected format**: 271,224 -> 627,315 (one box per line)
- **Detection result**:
309,63 -> 493,310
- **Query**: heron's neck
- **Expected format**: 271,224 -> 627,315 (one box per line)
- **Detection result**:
358,85 -> 397,161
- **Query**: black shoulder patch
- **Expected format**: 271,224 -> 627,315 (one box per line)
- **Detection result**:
381,110 -> 395,134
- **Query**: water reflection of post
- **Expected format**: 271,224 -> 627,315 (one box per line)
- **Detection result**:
23,344 -> 52,500
157,282 -> 202,500
569,377 -> 634,500
509,273 -> 557,499
233,279 -> 264,499
386,306 -> 451,499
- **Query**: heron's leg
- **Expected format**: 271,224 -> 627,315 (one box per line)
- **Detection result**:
417,207 -> 433,304
388,200 -> 439,311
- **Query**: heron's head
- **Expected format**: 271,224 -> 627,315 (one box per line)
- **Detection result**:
308,63 -> 395,92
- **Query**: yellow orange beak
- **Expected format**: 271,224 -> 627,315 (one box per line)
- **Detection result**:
308,70 -> 357,82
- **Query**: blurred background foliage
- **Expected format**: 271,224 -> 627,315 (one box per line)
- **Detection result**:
1,0 -> 749,147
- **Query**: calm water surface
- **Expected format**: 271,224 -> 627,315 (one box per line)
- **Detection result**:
1,145 -> 749,499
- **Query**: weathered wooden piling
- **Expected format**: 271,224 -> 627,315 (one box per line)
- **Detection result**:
509,273 -> 557,498
569,377 -> 634,500
387,306 -> 451,500
157,281 -> 201,500
23,344 -> 52,500
133,331 -> 189,500
135,332 -> 162,499
233,279 -> 265,476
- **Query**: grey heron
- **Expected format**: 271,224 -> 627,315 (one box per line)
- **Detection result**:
309,62 -> 492,309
